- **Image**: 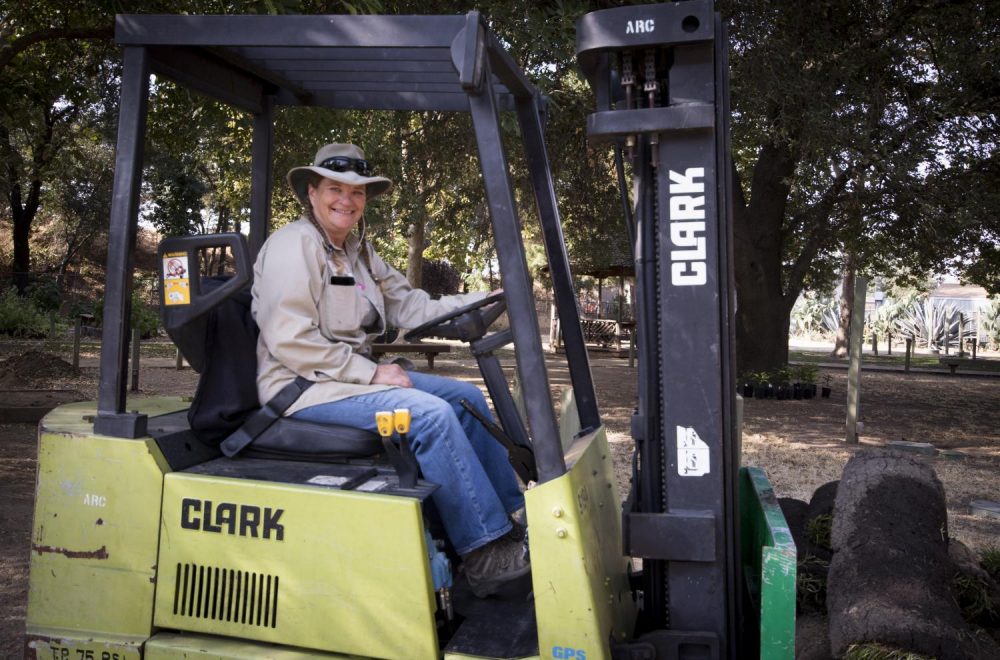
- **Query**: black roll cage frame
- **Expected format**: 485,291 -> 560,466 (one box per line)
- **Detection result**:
95,11 -> 599,485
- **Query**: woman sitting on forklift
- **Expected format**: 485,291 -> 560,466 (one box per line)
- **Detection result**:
252,143 -> 529,597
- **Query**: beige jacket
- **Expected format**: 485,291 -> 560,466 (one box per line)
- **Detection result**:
251,218 -> 485,415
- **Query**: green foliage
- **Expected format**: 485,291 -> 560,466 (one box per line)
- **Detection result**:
790,293 -> 838,337
770,366 -> 792,386
893,300 -> 971,351
980,299 -> 1000,351
93,293 -> 161,339
0,286 -> 49,337
738,370 -> 772,387
790,363 -> 818,385
981,546 -> 1000,583
796,555 -> 828,612
26,278 -> 61,312
865,289 -> 922,339
952,571 -> 998,625
806,514 -> 833,550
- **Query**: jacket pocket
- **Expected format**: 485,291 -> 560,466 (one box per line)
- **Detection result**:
319,269 -> 361,334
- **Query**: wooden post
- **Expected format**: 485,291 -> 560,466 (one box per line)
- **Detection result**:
871,332 -> 878,356
975,309 -> 981,359
73,316 -> 83,369
958,313 -> 966,357
846,276 -> 867,444
617,275 -> 625,322
905,337 -> 913,373
887,330 -> 892,356
548,303 -> 560,353
130,327 -> 141,392
175,347 -> 184,369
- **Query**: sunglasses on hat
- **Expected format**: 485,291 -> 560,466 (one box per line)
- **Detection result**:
318,156 -> 373,177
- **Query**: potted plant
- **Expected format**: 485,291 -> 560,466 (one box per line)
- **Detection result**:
793,364 -> 819,399
821,373 -> 832,398
772,367 -> 791,400
754,371 -> 773,399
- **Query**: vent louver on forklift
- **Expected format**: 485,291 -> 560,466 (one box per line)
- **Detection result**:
172,563 -> 279,628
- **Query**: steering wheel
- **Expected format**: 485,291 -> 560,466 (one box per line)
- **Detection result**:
404,292 -> 507,343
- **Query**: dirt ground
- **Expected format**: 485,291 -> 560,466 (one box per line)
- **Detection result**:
1,345 -> 999,655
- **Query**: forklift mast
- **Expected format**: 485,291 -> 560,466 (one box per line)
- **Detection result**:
577,2 -> 742,656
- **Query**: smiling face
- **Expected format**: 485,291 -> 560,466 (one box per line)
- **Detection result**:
307,177 -> 367,247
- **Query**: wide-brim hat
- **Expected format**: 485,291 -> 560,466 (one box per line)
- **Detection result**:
287,143 -> 393,204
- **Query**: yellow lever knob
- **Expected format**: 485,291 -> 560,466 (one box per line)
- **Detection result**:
375,411 -> 394,438
393,408 -> 412,435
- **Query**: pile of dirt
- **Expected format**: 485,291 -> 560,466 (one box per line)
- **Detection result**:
0,350 -> 78,389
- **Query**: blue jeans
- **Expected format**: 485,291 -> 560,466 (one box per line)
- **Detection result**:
292,371 -> 524,555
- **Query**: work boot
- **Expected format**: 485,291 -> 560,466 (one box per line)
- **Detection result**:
506,509 -> 527,542
462,535 -> 531,598
506,520 -> 527,542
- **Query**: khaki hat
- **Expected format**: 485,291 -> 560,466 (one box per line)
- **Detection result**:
287,143 -> 393,204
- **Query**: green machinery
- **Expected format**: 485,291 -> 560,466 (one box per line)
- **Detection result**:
25,4 -> 795,659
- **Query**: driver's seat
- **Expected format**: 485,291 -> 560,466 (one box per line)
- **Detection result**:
158,233 -> 383,462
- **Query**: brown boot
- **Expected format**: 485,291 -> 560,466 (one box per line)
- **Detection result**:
462,534 -> 531,598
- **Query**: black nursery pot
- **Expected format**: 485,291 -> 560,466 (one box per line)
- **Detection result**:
793,383 -> 803,400
742,383 -> 754,398
821,386 -> 832,398
803,384 -> 815,399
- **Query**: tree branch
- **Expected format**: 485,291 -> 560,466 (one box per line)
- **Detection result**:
0,25 -> 113,71
784,167 -> 853,296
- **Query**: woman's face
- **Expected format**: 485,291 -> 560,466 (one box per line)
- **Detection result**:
308,178 -> 367,246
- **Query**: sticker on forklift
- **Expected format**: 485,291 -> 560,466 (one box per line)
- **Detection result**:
162,252 -> 190,306
677,426 -> 710,477
308,475 -> 348,486
307,475 -> 387,492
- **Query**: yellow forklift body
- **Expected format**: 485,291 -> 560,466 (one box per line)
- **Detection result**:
25,400 -> 181,658
154,472 -> 440,658
144,631 -> 359,658
525,427 -> 637,660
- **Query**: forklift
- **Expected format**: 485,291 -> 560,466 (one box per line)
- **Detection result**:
25,3 -> 796,659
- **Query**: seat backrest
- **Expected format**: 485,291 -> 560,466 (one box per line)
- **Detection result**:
182,281 -> 262,444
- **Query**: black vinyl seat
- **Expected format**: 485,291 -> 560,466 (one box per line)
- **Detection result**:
243,417 -> 383,461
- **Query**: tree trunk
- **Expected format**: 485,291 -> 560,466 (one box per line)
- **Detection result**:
3,107 -> 56,294
406,218 -> 425,289
735,271 -> 793,375
832,253 -> 857,357
733,143 -> 797,375
11,200 -> 33,294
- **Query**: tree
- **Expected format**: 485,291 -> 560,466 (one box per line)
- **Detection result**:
0,0 -> 384,297
0,4 -> 118,293
722,0 -> 1000,373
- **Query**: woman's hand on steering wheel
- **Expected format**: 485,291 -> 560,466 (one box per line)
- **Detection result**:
404,290 -> 507,342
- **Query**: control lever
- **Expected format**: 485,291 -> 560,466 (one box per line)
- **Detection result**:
460,399 -> 538,484
375,410 -> 419,489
